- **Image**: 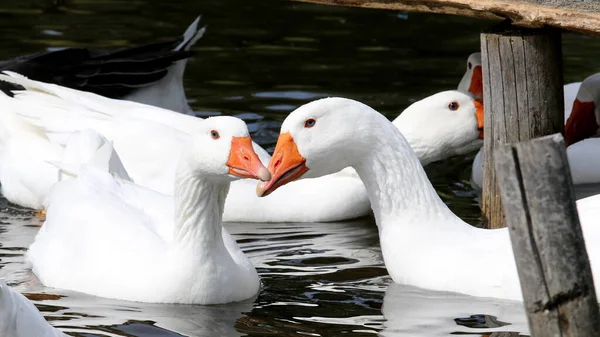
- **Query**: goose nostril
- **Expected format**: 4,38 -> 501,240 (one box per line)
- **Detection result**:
274,158 -> 282,171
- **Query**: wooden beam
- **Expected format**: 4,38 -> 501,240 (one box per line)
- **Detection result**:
494,134 -> 600,336
480,24 -> 563,229
292,0 -> 600,36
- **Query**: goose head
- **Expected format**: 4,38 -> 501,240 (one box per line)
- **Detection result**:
393,90 -> 484,165
256,97 -> 389,196
565,73 -> 600,146
186,116 -> 271,182
457,52 -> 483,100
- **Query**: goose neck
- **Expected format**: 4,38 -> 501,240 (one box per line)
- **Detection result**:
353,118 -> 454,226
173,163 -> 228,250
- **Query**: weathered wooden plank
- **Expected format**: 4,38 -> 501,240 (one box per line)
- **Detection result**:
494,134 -> 600,336
292,0 -> 600,36
480,24 -> 563,229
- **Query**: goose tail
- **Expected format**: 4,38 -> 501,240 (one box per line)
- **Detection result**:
122,16 -> 205,114
175,15 -> 206,52
0,71 -> 119,141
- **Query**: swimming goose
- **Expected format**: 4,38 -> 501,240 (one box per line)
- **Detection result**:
256,97 -> 600,301
457,52 -> 482,100
393,91 -> 483,166
28,116 -> 268,304
0,72 -> 483,222
0,16 -> 204,114
0,279 -> 66,337
227,89 -> 483,222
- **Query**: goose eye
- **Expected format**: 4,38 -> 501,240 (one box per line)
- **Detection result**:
448,102 -> 460,111
468,62 -> 472,70
304,118 -> 316,128
211,130 -> 220,139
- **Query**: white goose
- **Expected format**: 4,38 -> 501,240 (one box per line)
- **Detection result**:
0,17 -> 204,115
28,116 -> 269,304
457,52 -> 483,100
256,97 -> 600,301
0,279 -> 66,337
393,93 -> 483,166
0,72 -> 483,222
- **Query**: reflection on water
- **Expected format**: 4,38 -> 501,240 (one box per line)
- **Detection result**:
380,284 -> 528,336
1,0 -> 599,336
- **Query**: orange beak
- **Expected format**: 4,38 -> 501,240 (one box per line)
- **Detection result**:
469,65 -> 483,101
474,99 -> 484,139
565,99 -> 598,146
227,136 -> 271,181
256,132 -> 308,197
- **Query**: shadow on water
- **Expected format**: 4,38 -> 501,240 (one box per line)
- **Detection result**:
1,0 -> 599,336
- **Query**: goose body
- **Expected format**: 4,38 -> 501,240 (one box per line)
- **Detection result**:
28,116 -> 267,304
0,72 -> 483,222
0,17 -> 204,115
258,97 -> 600,301
0,280 -> 66,337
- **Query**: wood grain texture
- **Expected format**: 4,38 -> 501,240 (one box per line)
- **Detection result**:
292,0 -> 600,36
480,25 -> 563,229
494,134 -> 600,336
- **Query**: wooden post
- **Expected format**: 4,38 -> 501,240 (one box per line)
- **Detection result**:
494,134 -> 600,336
480,23 -> 564,229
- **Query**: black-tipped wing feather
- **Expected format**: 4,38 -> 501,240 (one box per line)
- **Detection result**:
0,20 -> 199,99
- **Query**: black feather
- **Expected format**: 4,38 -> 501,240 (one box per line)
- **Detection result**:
0,27 -> 197,98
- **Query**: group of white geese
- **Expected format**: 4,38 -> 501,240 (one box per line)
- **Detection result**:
2,16 -> 600,336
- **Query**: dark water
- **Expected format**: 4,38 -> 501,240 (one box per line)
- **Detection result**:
1,0 -> 598,336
